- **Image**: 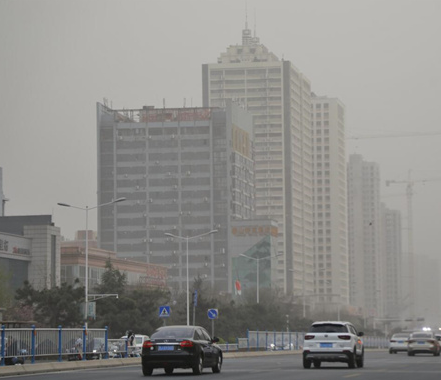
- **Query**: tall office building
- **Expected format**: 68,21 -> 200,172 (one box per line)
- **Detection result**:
97,101 -> 255,293
202,24 -> 314,296
347,154 -> 383,320
311,95 -> 349,309
380,205 -> 402,319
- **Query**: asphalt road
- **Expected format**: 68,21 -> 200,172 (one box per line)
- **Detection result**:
2,351 -> 441,380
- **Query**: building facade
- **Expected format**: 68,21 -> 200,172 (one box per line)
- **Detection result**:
347,154 -> 383,320
230,218 -> 279,300
202,24 -> 314,296
61,239 -> 168,290
414,255 -> 441,328
380,205 -> 403,319
311,95 -> 349,309
97,101 -> 255,294
0,215 -> 61,291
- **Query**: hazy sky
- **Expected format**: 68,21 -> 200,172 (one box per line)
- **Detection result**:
1,0 -> 440,259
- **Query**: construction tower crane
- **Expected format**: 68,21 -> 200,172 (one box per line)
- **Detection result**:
386,172 -> 441,326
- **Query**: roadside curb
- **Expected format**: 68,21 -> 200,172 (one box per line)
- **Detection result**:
0,357 -> 140,377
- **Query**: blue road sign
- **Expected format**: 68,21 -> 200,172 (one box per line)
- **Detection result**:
193,290 -> 198,307
159,305 -> 171,318
207,308 -> 218,319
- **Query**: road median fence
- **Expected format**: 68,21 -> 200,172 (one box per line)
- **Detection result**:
1,325 -> 388,367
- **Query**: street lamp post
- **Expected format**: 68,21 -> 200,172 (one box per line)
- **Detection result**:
57,197 -> 126,328
240,253 -> 280,304
164,229 -> 218,326
289,268 -> 307,318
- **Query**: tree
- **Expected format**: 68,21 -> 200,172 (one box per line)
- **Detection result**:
94,259 -> 127,295
0,266 -> 12,310
90,286 -> 171,338
89,260 -> 172,337
14,280 -> 84,327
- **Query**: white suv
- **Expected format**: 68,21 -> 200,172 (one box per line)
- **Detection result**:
302,321 -> 364,369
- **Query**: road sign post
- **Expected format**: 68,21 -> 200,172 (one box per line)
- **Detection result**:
193,290 -> 198,326
207,308 -> 218,337
159,306 -> 171,326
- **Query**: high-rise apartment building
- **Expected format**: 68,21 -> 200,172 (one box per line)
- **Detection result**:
414,255 -> 441,327
380,205 -> 402,319
347,154 -> 383,319
311,95 -> 349,309
97,101 -> 255,293
202,24 -> 314,296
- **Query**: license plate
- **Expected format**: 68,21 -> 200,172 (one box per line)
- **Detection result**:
158,345 -> 174,351
417,341 -> 426,345
320,343 -> 332,348
398,341 -> 404,343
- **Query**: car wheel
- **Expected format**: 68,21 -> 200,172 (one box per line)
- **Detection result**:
356,350 -> 364,368
142,365 -> 153,376
212,354 -> 222,373
193,355 -> 203,375
389,348 -> 394,354
164,366 -> 174,375
303,357 -> 312,369
313,360 -> 321,368
407,351 -> 414,356
348,351 -> 356,368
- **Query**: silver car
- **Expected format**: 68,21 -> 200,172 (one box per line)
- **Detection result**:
407,331 -> 441,356
389,333 -> 410,354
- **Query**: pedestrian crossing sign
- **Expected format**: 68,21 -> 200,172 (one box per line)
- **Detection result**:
159,305 -> 171,318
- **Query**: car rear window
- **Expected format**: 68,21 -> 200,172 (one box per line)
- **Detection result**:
392,334 -> 409,338
309,324 -> 348,333
411,333 -> 432,339
151,327 -> 194,339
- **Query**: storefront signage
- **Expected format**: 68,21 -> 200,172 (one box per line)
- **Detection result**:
0,234 -> 31,255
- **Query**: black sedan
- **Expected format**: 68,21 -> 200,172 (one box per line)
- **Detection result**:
141,325 -> 223,376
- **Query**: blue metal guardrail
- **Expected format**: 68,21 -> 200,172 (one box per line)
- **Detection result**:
1,325 -> 389,366
0,325 -> 133,366
244,330 -> 389,351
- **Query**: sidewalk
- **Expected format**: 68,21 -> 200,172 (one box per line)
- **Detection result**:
0,350 -> 300,377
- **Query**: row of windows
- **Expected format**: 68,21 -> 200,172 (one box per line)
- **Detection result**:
313,121 -> 330,126
312,103 -> 329,109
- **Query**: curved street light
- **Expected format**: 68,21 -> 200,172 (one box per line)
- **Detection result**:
164,229 -> 218,326
57,197 -> 126,327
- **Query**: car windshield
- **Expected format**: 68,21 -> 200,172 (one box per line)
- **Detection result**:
309,324 -> 348,333
151,327 -> 194,339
